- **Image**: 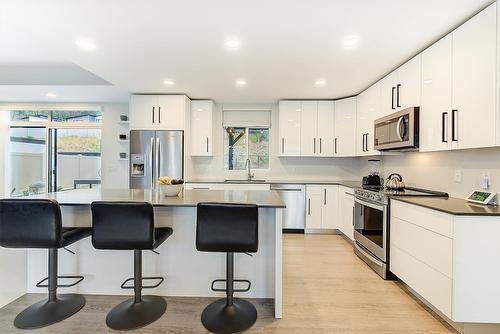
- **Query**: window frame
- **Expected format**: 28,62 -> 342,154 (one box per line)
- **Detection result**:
223,126 -> 270,172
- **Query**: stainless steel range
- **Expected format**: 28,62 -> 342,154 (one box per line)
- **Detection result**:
353,186 -> 448,279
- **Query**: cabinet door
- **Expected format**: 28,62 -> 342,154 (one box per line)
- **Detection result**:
321,186 -> 339,229
157,95 -> 187,130
420,35 -> 452,152
306,185 -> 322,229
452,3 -> 496,150
317,101 -> 335,157
334,97 -> 357,157
357,83 -> 381,156
339,187 -> 354,240
190,101 -> 213,156
129,95 -> 158,130
278,101 -> 302,156
379,72 -> 398,116
397,55 -> 421,110
300,102 -> 318,156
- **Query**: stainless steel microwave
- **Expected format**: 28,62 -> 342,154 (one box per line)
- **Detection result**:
374,107 -> 419,151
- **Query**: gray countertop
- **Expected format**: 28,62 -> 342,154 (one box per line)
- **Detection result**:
392,197 -> 500,216
24,188 -> 286,208
187,179 -> 361,188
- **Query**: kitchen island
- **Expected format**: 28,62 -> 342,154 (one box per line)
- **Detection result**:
4,188 -> 285,318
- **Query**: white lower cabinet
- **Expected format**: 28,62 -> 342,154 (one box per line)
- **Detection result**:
390,200 -> 500,323
305,185 -> 339,231
338,186 -> 354,240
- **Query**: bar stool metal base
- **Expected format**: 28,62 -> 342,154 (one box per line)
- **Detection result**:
201,298 -> 257,334
14,294 -> 85,329
106,295 -> 167,331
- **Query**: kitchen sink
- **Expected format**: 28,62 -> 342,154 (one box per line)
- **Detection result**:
223,179 -> 267,183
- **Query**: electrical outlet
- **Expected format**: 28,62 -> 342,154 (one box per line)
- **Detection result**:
454,170 -> 462,183
480,171 -> 491,189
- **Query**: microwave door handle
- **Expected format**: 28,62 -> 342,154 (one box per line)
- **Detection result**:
396,116 -> 404,141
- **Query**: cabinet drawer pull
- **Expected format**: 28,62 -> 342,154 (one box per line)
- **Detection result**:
334,137 -> 338,154
152,107 -> 155,123
319,138 -> 322,154
451,109 -> 458,142
206,137 -> 209,152
442,112 -> 448,143
391,87 -> 396,110
313,138 -> 316,154
308,198 -> 311,215
324,188 -> 327,205
281,138 -> 285,153
396,84 -> 401,108
158,107 -> 161,123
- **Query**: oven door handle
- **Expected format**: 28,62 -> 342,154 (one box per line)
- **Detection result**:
354,197 -> 386,211
354,242 -> 384,267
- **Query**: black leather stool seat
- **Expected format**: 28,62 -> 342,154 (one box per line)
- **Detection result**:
0,199 -> 90,329
0,199 -> 90,249
90,201 -> 172,331
196,202 -> 259,334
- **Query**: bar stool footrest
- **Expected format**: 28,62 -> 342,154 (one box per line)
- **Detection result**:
211,278 -> 251,292
36,275 -> 84,288
120,276 -> 164,289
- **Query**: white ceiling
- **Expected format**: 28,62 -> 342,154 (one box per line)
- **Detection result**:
0,0 -> 494,103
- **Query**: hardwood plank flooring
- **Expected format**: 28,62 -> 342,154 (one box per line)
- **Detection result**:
0,234 -> 456,333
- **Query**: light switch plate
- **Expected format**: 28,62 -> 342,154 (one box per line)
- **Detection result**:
454,170 -> 462,183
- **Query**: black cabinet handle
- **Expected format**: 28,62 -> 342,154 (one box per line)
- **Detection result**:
319,138 -> 322,154
334,138 -> 338,154
158,107 -> 161,123
281,138 -> 284,153
396,84 -> 401,108
324,188 -> 327,205
206,137 -> 209,152
362,134 -> 365,152
152,107 -> 155,123
442,112 -> 448,143
352,206 -> 355,226
313,138 -> 316,154
452,109 -> 458,142
308,198 -> 311,215
391,87 -> 396,110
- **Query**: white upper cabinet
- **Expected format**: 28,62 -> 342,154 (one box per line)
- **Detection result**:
279,100 -> 335,157
334,97 -> 357,157
379,55 -> 421,116
452,2 -> 496,150
129,94 -> 189,130
420,35 -> 453,152
317,101 -> 335,157
300,101 -> 319,156
190,100 -> 213,156
278,101 -> 302,156
356,82 -> 381,156
398,55 -> 422,110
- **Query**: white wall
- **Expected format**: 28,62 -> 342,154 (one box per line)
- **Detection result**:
100,103 -> 129,189
359,147 -> 500,198
185,103 -> 360,182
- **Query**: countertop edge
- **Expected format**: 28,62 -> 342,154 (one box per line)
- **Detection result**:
187,180 -> 360,188
391,197 -> 500,216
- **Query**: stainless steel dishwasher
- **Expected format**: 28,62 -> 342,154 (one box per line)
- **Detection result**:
270,184 -> 305,231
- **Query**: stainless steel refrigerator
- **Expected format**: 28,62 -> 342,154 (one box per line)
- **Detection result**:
129,130 -> 184,189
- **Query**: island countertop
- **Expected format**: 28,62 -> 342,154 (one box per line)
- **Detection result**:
24,188 -> 286,208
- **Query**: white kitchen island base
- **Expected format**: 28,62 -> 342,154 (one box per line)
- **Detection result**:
3,189 -> 284,318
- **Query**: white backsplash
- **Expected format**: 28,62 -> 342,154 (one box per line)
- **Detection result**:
360,147 -> 500,198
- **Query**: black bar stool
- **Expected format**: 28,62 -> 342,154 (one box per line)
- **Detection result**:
0,199 -> 91,329
90,201 -> 173,331
196,202 -> 259,334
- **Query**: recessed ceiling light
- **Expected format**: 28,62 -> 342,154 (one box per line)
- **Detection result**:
46,92 -> 57,98
315,79 -> 326,86
75,38 -> 96,51
163,80 -> 174,86
225,38 -> 242,50
235,79 -> 247,86
341,35 -> 360,49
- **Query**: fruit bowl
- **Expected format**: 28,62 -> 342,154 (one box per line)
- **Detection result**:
159,184 -> 183,197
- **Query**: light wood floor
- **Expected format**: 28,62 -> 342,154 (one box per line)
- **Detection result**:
0,234 -> 456,333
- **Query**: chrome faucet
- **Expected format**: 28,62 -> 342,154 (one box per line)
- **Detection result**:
245,158 -> 254,181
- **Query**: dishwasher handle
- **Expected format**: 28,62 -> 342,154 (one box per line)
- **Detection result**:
270,184 -> 304,191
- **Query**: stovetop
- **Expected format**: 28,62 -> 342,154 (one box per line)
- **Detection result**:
355,186 -> 449,205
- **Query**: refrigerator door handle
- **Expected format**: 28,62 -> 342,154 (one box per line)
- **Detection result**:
150,137 -> 154,188
156,137 -> 161,186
